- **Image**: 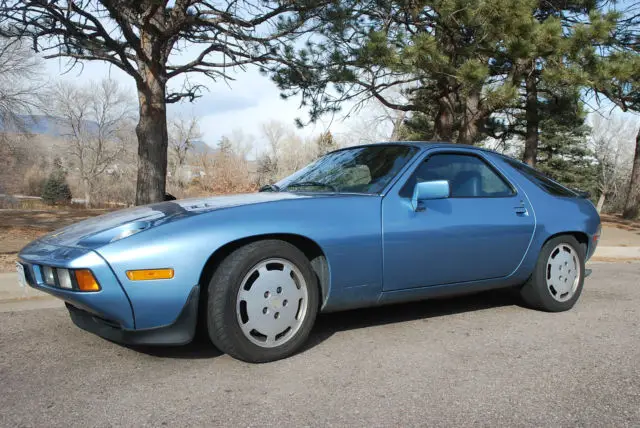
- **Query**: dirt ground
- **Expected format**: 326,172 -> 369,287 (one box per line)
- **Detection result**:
1,209 -> 640,272
599,213 -> 640,246
0,209 -> 108,272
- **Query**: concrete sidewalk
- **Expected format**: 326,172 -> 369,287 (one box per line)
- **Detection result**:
0,272 -> 50,300
600,224 -> 640,247
0,272 -> 63,312
592,246 -> 640,260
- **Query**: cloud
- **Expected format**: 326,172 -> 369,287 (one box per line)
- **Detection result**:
168,91 -> 259,117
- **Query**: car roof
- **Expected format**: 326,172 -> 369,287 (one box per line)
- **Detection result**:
331,141 -> 501,156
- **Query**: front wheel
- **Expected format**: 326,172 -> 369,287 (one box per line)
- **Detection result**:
520,235 -> 585,312
207,240 -> 319,363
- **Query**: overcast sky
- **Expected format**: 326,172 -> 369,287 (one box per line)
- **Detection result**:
42,53 -> 366,155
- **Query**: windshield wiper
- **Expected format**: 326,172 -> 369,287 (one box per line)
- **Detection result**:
259,184 -> 280,192
284,181 -> 338,193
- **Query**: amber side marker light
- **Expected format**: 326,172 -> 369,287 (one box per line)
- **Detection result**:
74,269 -> 101,292
126,268 -> 174,281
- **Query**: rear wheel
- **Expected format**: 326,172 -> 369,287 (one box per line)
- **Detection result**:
520,235 -> 585,312
207,240 -> 319,363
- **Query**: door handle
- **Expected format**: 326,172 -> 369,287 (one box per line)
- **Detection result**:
514,206 -> 528,215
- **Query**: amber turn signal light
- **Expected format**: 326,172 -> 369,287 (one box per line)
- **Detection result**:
126,268 -> 174,281
74,269 -> 101,292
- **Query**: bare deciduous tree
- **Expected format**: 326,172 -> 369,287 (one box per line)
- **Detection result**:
48,80 -> 134,207
168,114 -> 202,187
0,36 -> 41,131
259,120 -> 287,183
262,120 -> 287,158
258,120 -> 316,185
589,113 -> 639,213
343,99 -> 408,145
279,133 -> 315,175
0,0 -> 331,205
197,136 -> 254,194
0,36 -> 43,193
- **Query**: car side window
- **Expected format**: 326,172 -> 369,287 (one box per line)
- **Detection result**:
400,153 -> 515,198
499,155 -> 577,197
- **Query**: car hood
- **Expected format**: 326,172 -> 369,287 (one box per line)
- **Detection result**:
33,192 -> 307,248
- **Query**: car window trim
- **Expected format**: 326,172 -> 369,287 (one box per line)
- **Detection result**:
397,149 -> 519,199
374,144 -> 423,196
497,154 -> 578,198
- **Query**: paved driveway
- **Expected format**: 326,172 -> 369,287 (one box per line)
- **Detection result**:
1,262 -> 639,427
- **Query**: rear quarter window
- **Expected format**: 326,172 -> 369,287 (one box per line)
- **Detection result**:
500,155 -> 577,197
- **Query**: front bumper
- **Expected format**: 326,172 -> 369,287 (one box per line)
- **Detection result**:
18,243 -> 136,329
18,240 -> 199,345
66,285 -> 199,346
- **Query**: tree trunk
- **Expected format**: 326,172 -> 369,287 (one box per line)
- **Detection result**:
457,89 -> 482,145
523,68 -> 539,167
434,80 -> 454,142
458,117 -> 478,146
622,128 -> 640,219
596,192 -> 605,213
83,178 -> 91,209
135,72 -> 168,206
389,111 -> 406,141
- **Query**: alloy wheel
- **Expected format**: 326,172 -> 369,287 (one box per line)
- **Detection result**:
545,243 -> 581,303
235,258 -> 309,348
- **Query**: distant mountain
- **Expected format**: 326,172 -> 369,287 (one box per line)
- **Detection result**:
0,115 -> 99,137
189,140 -> 217,154
1,115 -> 217,153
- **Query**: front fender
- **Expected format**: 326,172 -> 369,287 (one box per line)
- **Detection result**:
97,196 -> 383,329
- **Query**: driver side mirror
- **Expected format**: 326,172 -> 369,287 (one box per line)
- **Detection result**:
412,180 -> 450,212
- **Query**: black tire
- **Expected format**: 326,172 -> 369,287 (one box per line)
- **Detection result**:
206,240 -> 319,363
520,235 -> 585,312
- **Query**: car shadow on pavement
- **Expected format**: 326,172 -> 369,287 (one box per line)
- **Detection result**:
125,333 -> 223,359
303,288 -> 519,352
126,288 -> 518,360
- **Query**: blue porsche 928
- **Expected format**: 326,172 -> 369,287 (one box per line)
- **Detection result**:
18,142 -> 601,362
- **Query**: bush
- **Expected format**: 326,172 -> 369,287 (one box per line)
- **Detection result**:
41,172 -> 72,205
23,165 -> 48,197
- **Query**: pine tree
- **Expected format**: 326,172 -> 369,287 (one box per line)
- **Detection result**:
316,131 -> 337,156
41,165 -> 72,205
396,113 -> 435,142
272,0 -> 614,147
256,153 -> 277,187
534,92 -> 596,194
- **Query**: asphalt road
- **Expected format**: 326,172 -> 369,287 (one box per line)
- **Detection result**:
1,262 -> 639,427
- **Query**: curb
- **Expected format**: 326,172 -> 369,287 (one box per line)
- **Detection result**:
0,295 -> 56,303
592,246 -> 640,261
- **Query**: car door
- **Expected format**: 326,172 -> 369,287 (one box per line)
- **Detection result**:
382,149 -> 535,291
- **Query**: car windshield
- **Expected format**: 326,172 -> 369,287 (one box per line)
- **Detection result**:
275,144 -> 418,194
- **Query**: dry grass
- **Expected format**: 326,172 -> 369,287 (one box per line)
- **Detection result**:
601,214 -> 640,232
0,208 -> 109,230
0,227 -> 46,272
0,209 -> 107,272
0,254 -> 21,273
590,256 -> 640,262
